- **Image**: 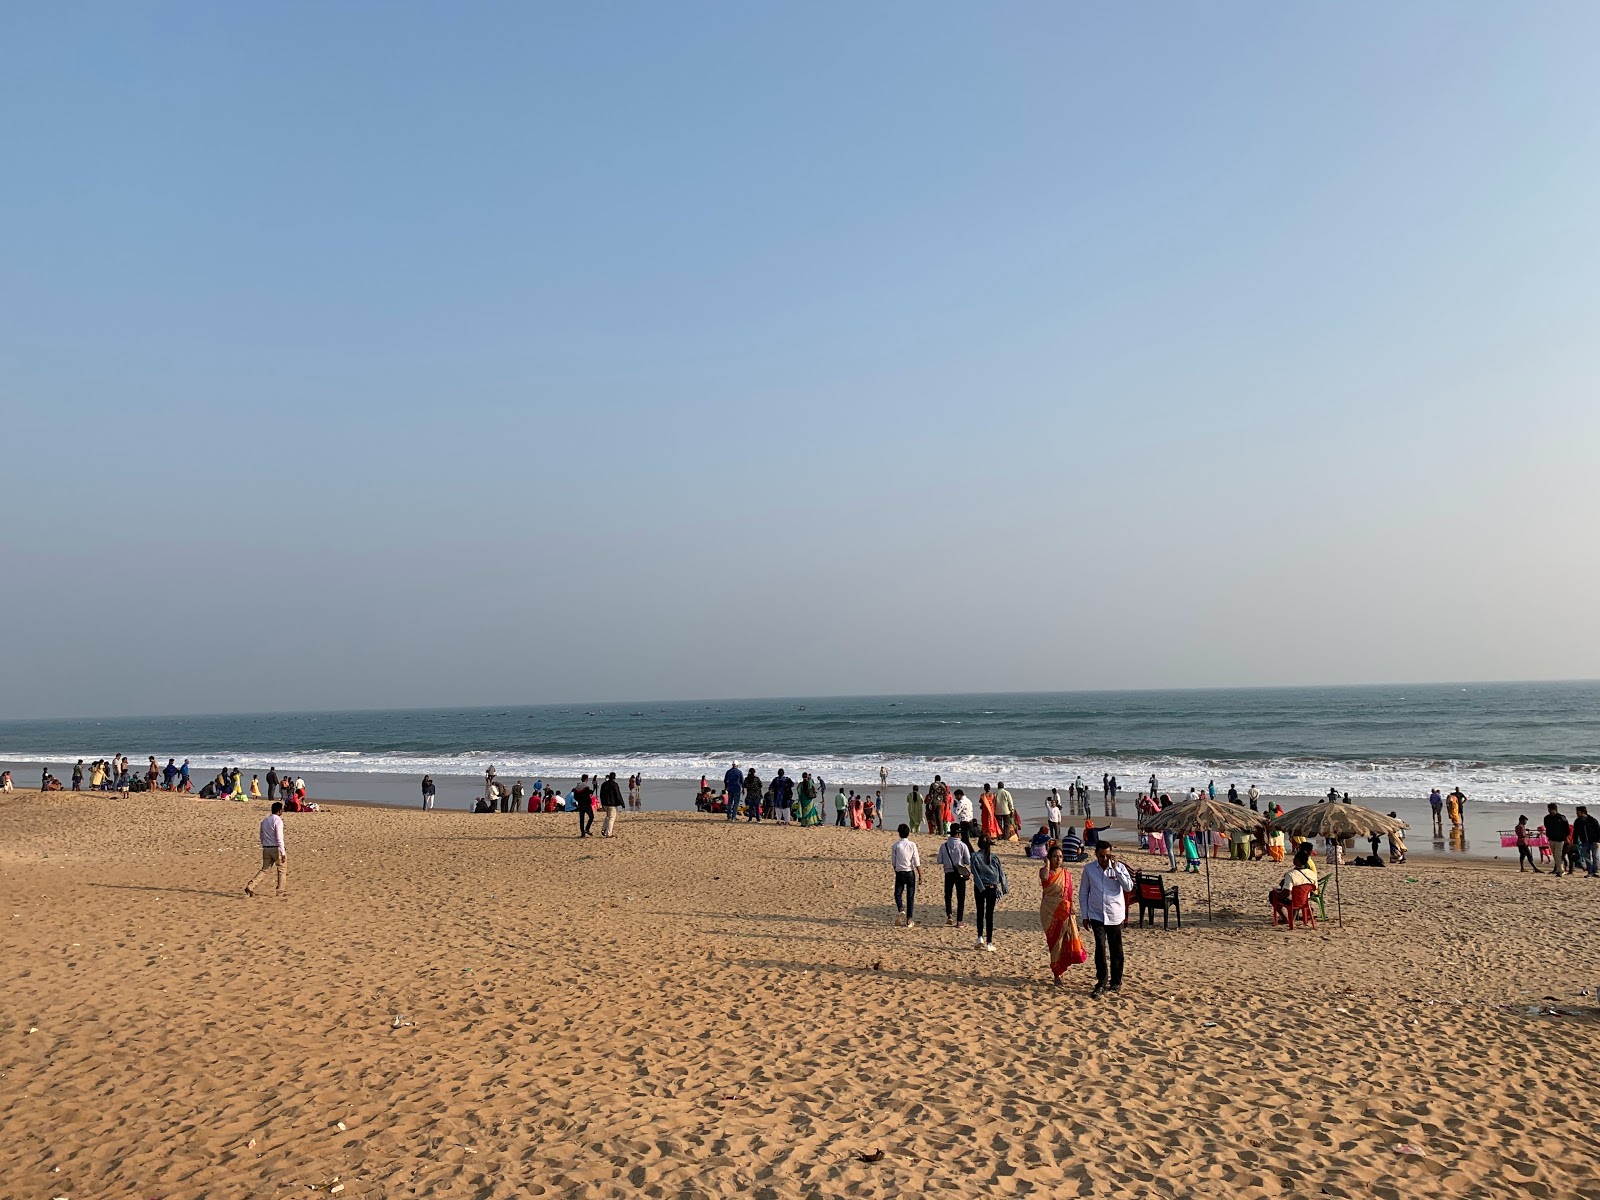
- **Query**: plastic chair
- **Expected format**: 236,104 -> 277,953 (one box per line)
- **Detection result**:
1135,872 -> 1181,930
1287,883 -> 1316,929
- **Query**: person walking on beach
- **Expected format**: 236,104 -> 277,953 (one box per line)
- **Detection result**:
891,823 -> 921,927
1079,842 -> 1133,998
1039,842 -> 1081,984
71,760 -> 84,790
1429,788 -> 1444,835
1572,806 -> 1600,878
835,786 -> 847,826
574,774 -> 596,837
1543,804 -> 1571,877
724,762 -> 743,822
244,801 -> 288,897
1514,816 -> 1539,873
970,835 -> 1008,951
421,774 -> 435,810
938,827 -> 971,928
1046,791 -> 1062,845
599,772 -> 624,837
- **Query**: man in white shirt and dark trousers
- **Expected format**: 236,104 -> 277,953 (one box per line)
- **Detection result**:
245,801 -> 288,897
1079,842 -> 1134,997
891,824 -> 922,927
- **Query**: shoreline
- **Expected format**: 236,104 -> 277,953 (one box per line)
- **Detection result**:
2,758 -> 1536,862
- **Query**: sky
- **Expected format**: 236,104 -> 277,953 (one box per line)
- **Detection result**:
3,3 -> 1599,719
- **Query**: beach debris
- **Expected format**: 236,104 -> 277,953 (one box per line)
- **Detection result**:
871,960 -> 883,971
247,1139 -> 256,1149
1392,1144 -> 1427,1158
27,1027 -> 38,1034
329,1186 -> 344,1196
335,1121 -> 347,1132
857,1149 -> 885,1163
390,1016 -> 414,1029
1200,1022 -> 1218,1028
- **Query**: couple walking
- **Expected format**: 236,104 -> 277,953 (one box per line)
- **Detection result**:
1040,841 -> 1133,997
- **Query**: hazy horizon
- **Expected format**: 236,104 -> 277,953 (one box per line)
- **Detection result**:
3,675 -> 1595,727
6,5 -> 1599,721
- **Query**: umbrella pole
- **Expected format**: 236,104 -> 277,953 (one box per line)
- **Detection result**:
1204,828 -> 1213,920
1335,852 -> 1344,927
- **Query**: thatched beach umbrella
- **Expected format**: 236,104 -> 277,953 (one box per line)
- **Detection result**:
1269,803 -> 1409,927
1140,797 -> 1261,919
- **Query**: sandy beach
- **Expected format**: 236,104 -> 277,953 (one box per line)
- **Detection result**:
2,787 -> 1597,1199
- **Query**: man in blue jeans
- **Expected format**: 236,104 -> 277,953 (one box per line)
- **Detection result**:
723,761 -> 743,821
891,824 -> 922,928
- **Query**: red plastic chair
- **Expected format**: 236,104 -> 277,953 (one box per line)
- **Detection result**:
1287,883 -> 1316,929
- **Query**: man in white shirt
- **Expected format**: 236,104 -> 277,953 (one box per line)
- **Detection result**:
245,801 -> 288,897
995,781 -> 1017,840
1247,784 -> 1260,812
890,824 -> 922,927
936,829 -> 972,927
1079,842 -> 1134,997
951,789 -> 976,848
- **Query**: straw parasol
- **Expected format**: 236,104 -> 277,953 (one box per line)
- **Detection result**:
1140,797 -> 1262,919
1269,802 -> 1409,926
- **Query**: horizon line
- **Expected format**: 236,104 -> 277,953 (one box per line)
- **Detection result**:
2,675 -> 1595,726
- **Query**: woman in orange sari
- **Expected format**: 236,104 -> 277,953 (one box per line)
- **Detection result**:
1039,843 -> 1080,985
979,785 -> 1001,841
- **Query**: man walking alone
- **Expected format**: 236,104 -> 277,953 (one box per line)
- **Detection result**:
245,801 -> 288,897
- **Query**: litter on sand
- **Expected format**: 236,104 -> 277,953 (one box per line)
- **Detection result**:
1392,1144 -> 1427,1158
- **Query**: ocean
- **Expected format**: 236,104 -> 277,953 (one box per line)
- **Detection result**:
2,681 -> 1596,806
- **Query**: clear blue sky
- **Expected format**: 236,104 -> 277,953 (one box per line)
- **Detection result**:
4,4 -> 1598,718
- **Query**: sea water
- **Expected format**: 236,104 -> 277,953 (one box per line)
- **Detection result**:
2,681 -> 1596,806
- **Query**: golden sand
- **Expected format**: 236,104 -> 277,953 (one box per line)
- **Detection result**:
2,789 -> 1595,1199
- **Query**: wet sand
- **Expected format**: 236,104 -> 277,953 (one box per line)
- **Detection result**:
2,786 -> 1597,1198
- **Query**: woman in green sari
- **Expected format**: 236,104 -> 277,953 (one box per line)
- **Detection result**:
797,772 -> 821,826
906,786 -> 924,837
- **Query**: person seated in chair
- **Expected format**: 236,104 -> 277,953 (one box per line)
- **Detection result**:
1270,845 -> 1319,922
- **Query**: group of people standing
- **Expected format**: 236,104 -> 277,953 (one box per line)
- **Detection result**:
716,764 -> 826,825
